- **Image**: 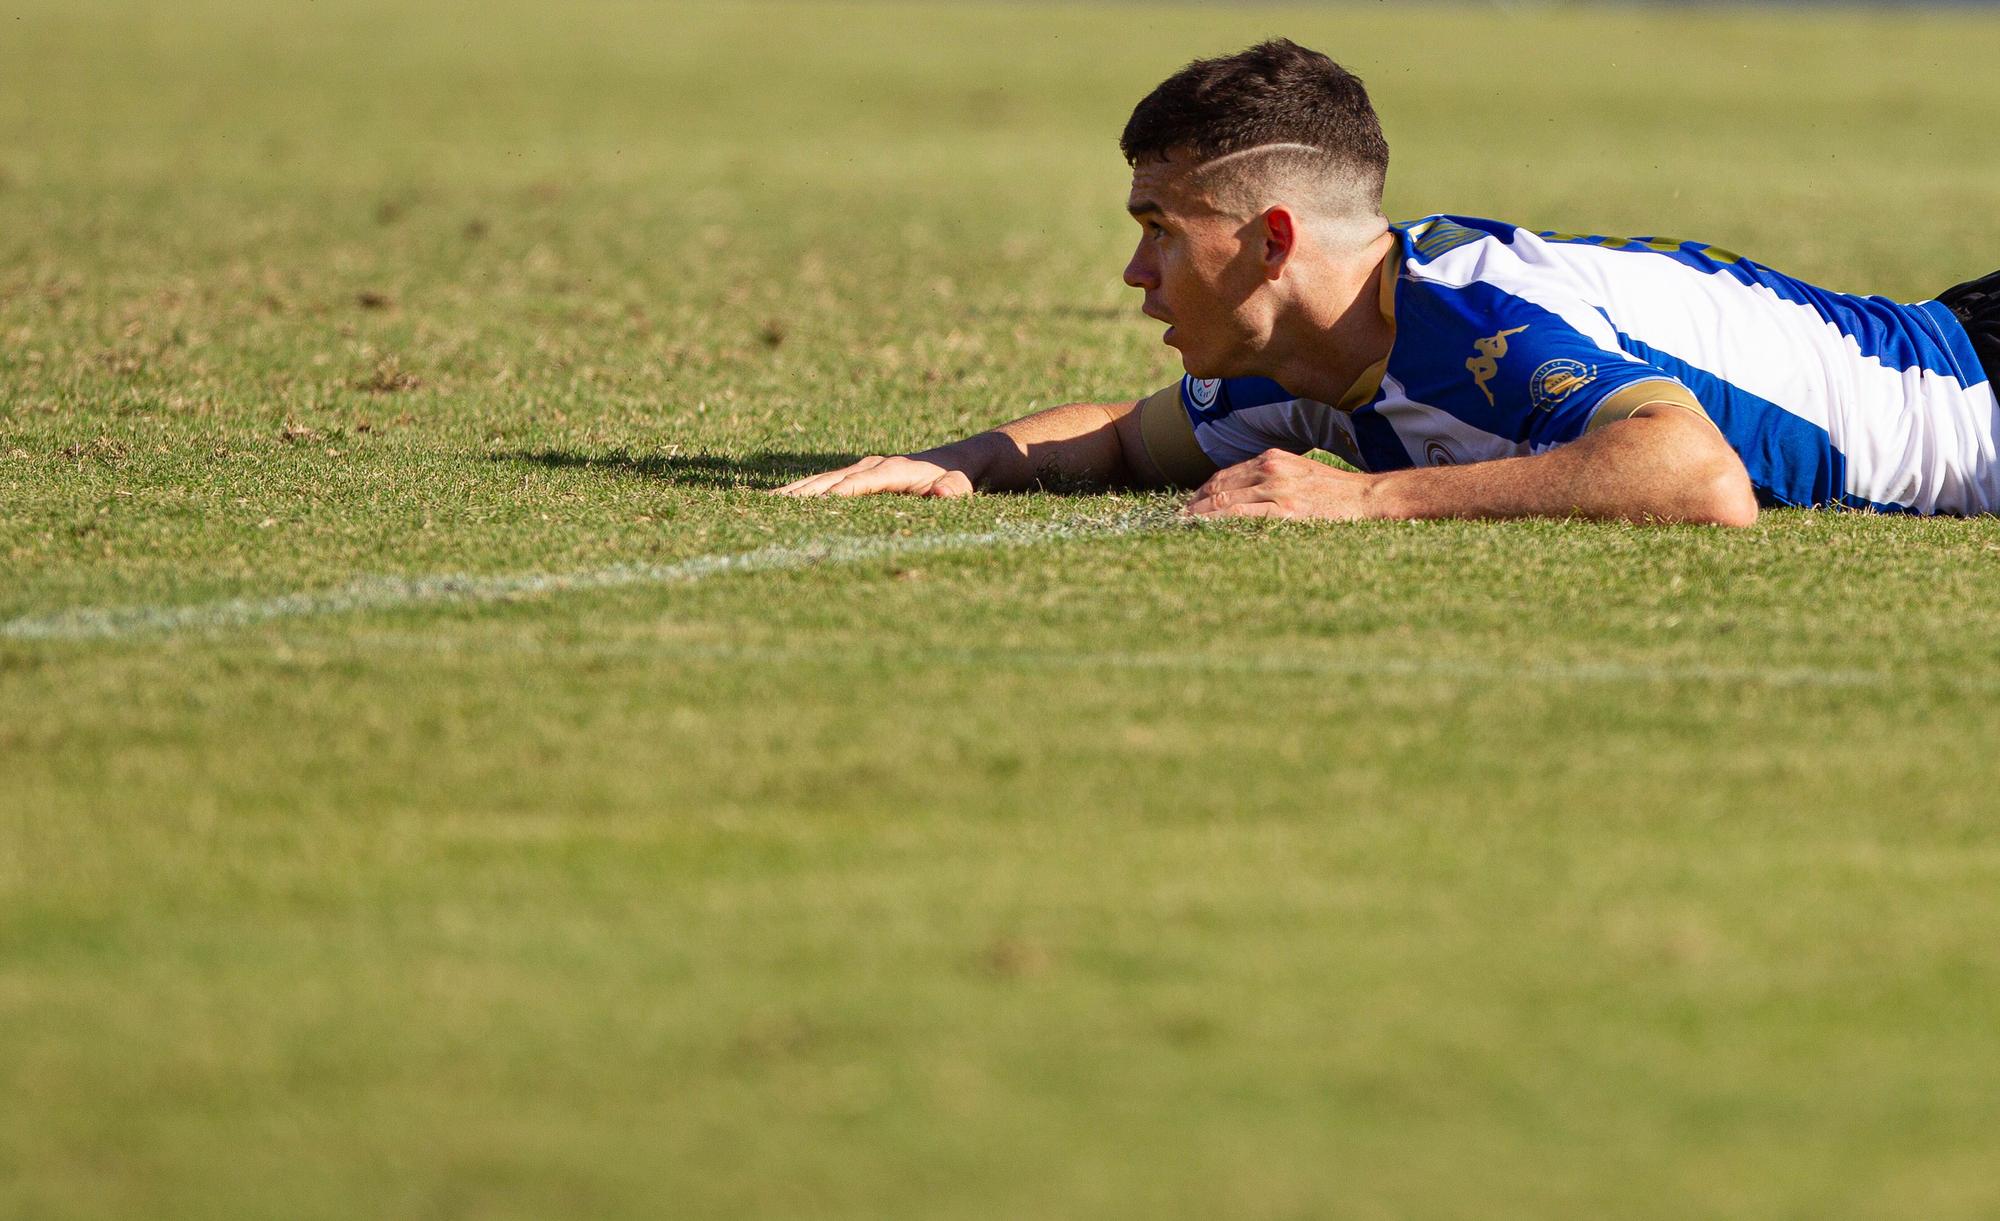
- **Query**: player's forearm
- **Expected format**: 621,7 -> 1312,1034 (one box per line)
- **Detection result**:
1369,408 -> 1758,526
909,401 -> 1137,492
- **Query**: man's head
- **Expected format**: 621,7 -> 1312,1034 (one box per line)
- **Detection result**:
1119,40 -> 1390,377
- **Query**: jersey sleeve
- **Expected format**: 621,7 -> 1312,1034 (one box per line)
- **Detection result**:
1135,376 -> 1312,486
1394,277 -> 1710,450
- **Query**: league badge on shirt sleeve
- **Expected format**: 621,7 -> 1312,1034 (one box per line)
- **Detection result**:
1186,377 -> 1222,410
1530,359 -> 1598,413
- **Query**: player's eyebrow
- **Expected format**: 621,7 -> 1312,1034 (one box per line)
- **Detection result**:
1126,200 -> 1163,219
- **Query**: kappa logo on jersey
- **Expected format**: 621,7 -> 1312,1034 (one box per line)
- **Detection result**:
1187,378 -> 1222,409
1529,359 -> 1597,412
1466,325 -> 1529,406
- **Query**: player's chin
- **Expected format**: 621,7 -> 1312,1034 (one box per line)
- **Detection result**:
1174,344 -> 1238,382
1176,348 -> 1222,379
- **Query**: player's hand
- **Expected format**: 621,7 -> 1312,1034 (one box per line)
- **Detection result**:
1183,449 -> 1383,520
772,454 -> 976,499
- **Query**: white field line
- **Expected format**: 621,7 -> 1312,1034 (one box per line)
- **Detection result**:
344,632 -> 1953,692
0,512 -> 1168,643
9,511 -> 1982,692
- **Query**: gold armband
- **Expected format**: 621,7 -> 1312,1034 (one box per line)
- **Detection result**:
1585,380 -> 1716,433
1136,384 -> 1219,488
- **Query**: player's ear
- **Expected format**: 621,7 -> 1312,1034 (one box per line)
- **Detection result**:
1260,206 -> 1297,280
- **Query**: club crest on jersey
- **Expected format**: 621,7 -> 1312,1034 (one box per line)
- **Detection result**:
1466,325 -> 1528,406
1186,378 -> 1222,409
1529,359 -> 1598,412
1424,439 -> 1458,467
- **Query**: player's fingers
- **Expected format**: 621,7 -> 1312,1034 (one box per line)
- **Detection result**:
826,461 -> 936,498
774,472 -> 846,497
824,473 -> 896,497
1185,483 -> 1286,517
1212,501 -> 1287,518
1199,451 -> 1293,495
1193,467 -> 1255,497
778,473 -> 864,497
774,456 -> 886,497
1182,487 -> 1240,517
775,472 -> 837,495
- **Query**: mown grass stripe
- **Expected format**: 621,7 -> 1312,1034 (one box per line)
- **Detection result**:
341,633 -> 1931,692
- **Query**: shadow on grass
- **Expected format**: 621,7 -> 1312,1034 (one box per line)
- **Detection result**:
491,449 -> 857,489
491,448 -> 1126,496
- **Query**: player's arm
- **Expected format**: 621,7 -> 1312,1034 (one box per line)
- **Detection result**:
1187,400 -> 1758,526
773,398 -> 1172,498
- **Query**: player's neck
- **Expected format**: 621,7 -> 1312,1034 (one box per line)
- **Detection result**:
1262,231 -> 1395,408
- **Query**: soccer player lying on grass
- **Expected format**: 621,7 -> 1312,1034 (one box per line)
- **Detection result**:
777,39 -> 2000,523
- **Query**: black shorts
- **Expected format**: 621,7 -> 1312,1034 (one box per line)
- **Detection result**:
1938,269 -> 2000,387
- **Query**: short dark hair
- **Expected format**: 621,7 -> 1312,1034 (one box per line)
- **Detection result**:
1120,39 -> 1389,201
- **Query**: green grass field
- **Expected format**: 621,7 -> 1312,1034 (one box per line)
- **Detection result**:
7,1 -> 2000,1216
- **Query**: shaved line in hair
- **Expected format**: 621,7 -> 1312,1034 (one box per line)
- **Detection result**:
1180,142 -> 1388,249
1188,142 -> 1327,167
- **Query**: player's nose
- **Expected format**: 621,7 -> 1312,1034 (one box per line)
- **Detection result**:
1123,247 -> 1157,291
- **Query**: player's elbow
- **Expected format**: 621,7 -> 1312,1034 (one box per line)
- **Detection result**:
1688,452 -> 1759,527
1641,407 -> 1757,527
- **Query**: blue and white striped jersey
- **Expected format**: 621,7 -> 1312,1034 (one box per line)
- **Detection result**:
1136,215 -> 2000,514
